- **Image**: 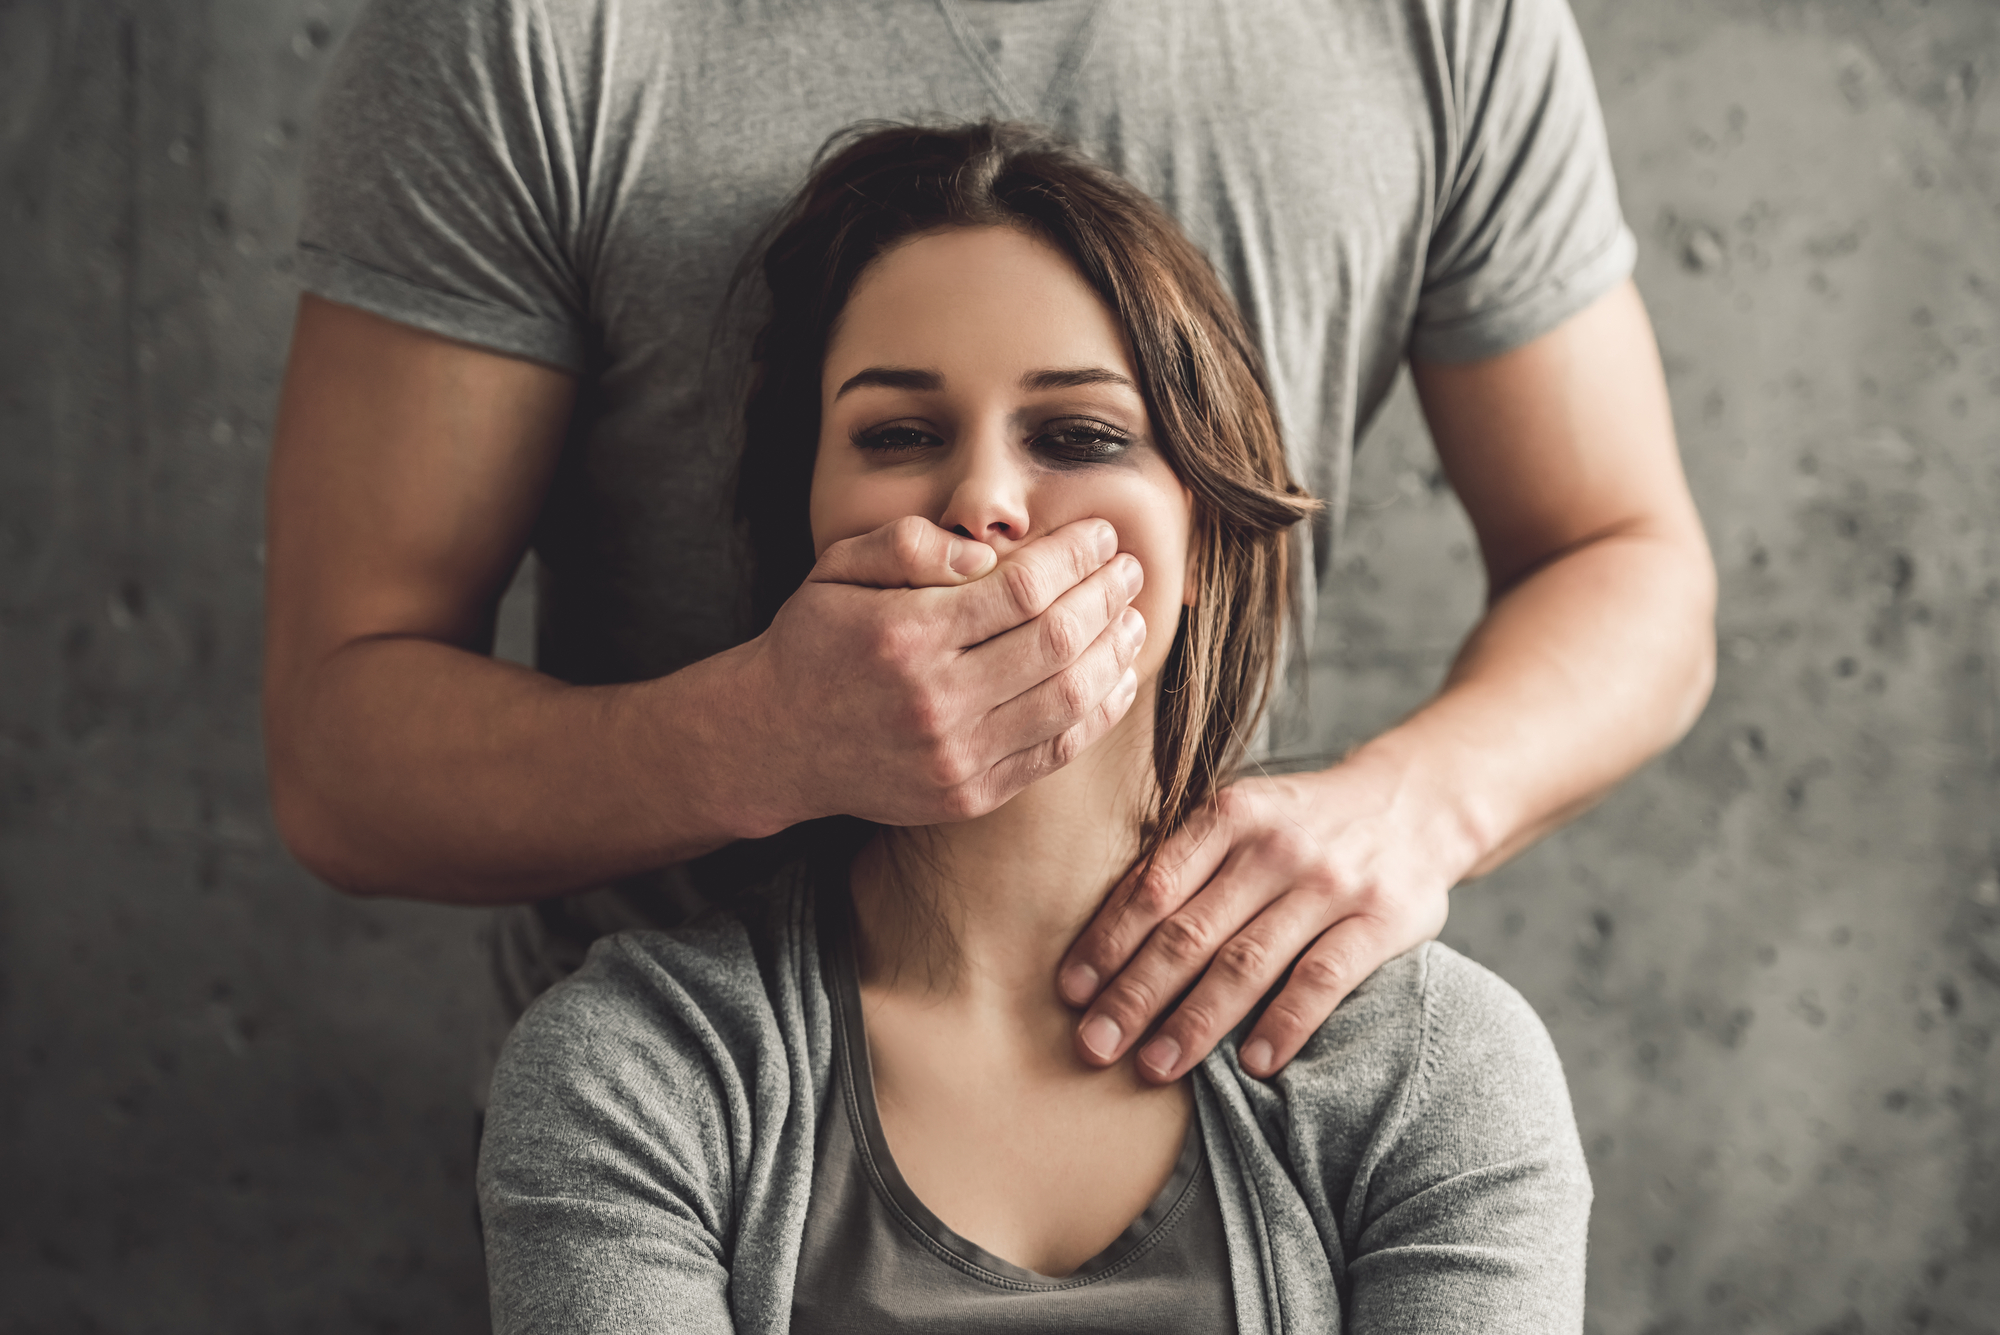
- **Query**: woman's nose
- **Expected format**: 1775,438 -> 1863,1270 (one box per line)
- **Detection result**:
937,430 -> 1031,548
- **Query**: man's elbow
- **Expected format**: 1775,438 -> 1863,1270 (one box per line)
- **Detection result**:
1666,527 -> 1720,744
264,745 -> 400,898
1674,623 -> 1719,745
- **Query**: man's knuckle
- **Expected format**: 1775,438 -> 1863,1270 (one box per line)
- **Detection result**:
890,516 -> 930,569
1037,607 -> 1086,664
920,740 -> 973,789
939,785 -> 986,821
1257,999 -> 1314,1045
918,753 -> 954,790
1306,860 -> 1348,895
1213,933 -> 1274,984
904,692 -> 950,743
1101,980 -> 1159,1024
1154,912 -> 1216,966
1002,560 -> 1048,616
1346,879 -> 1390,914
1044,723 -> 1085,769
948,751 -> 987,791
1132,869 -> 1181,917
1051,665 -> 1096,722
1292,950 -> 1353,997
873,616 -> 924,668
1263,825 -> 1317,868
1170,998 -> 1223,1040
1064,531 -> 1103,582
1099,572 -> 1126,623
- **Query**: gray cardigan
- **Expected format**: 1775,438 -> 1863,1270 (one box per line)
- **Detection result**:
478,880 -> 1591,1333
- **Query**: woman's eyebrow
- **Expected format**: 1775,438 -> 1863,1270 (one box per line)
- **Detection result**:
834,365 -> 1137,399
834,366 -> 941,399
1021,366 -> 1136,392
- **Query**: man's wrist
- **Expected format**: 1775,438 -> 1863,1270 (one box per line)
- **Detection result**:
1322,725 -> 1496,889
624,635 -> 813,848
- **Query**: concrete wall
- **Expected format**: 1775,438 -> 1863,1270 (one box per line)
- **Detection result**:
2,0 -> 1994,1330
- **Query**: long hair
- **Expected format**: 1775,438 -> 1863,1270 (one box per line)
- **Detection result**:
735,120 -> 1319,876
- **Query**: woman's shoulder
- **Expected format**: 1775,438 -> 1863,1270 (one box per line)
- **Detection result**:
1197,943 -> 1587,1330
495,879 -> 821,1105
1295,939 -> 1560,1075
1259,941 -> 1581,1173
479,877 -> 831,1330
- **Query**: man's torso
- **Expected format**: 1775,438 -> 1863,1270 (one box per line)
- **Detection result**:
299,0 -> 1631,998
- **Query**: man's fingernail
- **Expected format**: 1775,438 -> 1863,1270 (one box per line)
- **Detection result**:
1094,522 -> 1118,562
1119,606 -> 1146,650
1119,555 -> 1144,598
1061,963 -> 1100,1004
1080,1014 -> 1122,1060
1114,667 -> 1139,707
948,539 -> 991,576
1139,1036 -> 1181,1078
1241,1038 -> 1274,1075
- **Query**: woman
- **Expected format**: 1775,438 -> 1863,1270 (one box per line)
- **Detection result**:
478,122 -> 1590,1333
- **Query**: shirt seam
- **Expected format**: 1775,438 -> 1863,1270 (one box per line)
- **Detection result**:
932,0 -> 1031,118
1380,943 -> 1441,1171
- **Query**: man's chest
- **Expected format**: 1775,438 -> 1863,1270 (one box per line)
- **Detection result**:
576,0 -> 1445,407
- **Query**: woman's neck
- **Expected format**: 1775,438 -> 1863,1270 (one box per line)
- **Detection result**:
843,700 -> 1195,1280
849,701 -> 1155,1020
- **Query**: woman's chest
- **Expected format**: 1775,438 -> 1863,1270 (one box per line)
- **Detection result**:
871,1041 -> 1192,1276
792,995 -> 1238,1333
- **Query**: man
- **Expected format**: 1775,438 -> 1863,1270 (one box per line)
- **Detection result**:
264,0 -> 1715,1087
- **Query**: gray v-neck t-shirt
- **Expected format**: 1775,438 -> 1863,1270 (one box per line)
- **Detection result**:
297,0 -> 1635,1005
476,878 -> 1593,1333
791,890 -> 1238,1332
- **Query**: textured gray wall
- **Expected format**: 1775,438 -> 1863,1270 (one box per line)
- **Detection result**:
2,1 -> 1995,1331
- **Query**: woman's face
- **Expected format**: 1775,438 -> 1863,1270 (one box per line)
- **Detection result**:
812,225 -> 1194,683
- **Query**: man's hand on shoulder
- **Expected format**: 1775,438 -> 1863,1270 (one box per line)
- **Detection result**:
1056,751 -> 1463,1082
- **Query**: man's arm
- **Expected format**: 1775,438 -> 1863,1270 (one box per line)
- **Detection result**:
263,295 -> 1147,902
1058,281 -> 1717,1079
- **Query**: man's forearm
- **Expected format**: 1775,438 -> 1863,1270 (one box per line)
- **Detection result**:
1340,522 -> 1717,884
267,636 -> 774,903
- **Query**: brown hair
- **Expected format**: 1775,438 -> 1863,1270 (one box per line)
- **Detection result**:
736,120 -> 1318,874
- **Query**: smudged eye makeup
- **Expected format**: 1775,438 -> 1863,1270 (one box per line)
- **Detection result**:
851,423 -> 942,454
851,416 -> 1138,466
1033,419 -> 1134,465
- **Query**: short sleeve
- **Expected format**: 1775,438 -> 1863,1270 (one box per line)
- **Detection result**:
1412,0 -> 1636,363
297,0 -> 591,370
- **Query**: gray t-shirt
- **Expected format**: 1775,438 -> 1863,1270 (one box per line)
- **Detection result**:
297,0 -> 1635,1003
475,877 -> 1592,1333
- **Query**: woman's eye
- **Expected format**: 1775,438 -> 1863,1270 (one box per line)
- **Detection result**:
854,424 -> 941,454
1035,421 -> 1133,464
